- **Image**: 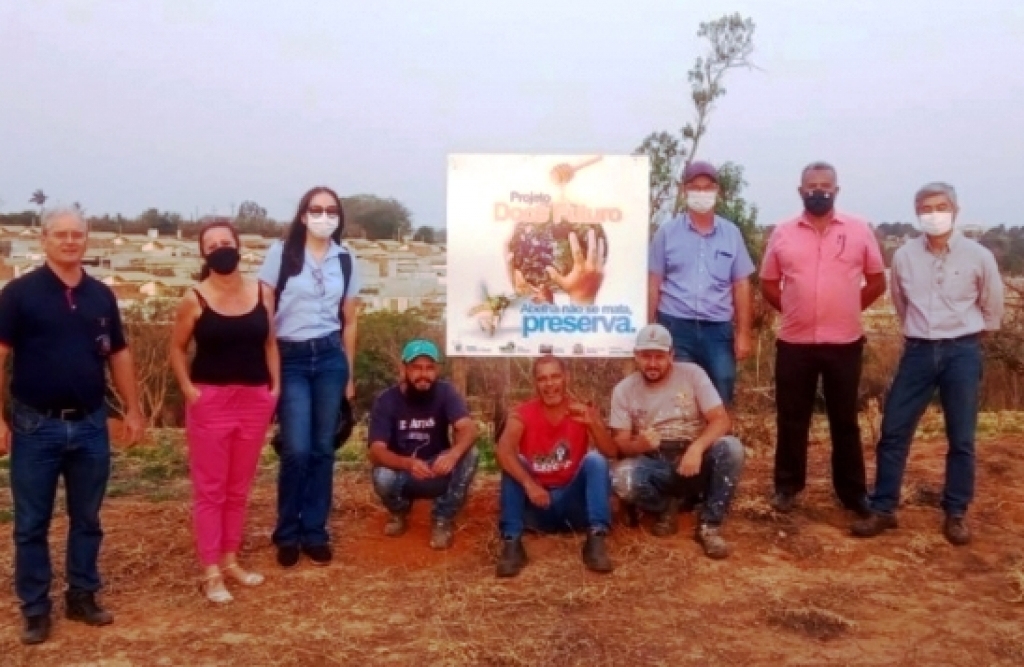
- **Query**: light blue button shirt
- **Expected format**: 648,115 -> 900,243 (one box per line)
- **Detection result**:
649,214 -> 755,321
258,240 -> 362,342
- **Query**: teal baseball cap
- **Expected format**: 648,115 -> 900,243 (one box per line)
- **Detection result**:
401,339 -> 441,363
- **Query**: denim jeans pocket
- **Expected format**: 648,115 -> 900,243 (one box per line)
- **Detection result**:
11,408 -> 44,436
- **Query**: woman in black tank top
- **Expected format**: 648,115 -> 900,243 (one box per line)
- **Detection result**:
169,221 -> 280,604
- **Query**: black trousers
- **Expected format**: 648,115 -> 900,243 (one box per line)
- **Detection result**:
773,338 -> 866,508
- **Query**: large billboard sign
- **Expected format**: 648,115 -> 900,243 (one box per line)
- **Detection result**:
446,154 -> 650,357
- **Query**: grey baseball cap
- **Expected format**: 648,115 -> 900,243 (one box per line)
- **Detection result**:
635,324 -> 672,352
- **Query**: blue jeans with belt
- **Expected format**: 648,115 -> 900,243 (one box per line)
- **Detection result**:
9,402 -> 110,618
273,331 -> 348,548
657,312 -> 736,406
869,335 -> 983,517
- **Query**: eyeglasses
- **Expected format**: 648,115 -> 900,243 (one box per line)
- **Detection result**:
311,268 -> 325,297
51,231 -> 87,242
307,205 -> 340,216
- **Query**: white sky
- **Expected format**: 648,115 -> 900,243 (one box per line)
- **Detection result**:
1,0 -> 1022,227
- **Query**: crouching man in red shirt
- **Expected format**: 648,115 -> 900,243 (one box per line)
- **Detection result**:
495,355 -> 618,577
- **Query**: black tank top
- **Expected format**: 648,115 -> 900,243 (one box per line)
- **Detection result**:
189,287 -> 271,386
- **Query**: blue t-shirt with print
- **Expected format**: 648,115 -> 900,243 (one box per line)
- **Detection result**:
368,380 -> 470,461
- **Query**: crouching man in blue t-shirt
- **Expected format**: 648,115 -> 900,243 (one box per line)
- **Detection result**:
368,339 -> 479,550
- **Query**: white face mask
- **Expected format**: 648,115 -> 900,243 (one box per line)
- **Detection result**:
307,213 -> 339,239
686,191 -> 717,214
918,211 -> 954,237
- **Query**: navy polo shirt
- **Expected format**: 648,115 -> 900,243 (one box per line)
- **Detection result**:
0,264 -> 127,412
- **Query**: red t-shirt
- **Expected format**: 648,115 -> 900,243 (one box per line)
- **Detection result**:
516,399 -> 589,488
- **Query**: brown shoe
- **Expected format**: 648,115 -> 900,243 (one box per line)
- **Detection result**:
850,512 -> 898,538
581,531 -> 613,573
429,519 -> 455,550
384,513 -> 408,537
696,523 -> 730,560
943,515 -> 971,546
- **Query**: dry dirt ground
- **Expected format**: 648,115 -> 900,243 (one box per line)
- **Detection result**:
1,422 -> 1023,666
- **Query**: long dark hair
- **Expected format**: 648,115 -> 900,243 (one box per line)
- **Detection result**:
197,220 -> 241,281
280,186 -> 346,284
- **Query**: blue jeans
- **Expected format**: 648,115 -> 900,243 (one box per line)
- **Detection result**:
657,312 -> 736,406
273,332 -> 348,548
499,451 -> 612,539
372,447 -> 479,521
612,437 -> 745,525
869,336 -> 983,517
10,403 -> 111,618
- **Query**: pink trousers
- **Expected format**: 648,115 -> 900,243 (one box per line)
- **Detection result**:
186,384 -> 277,566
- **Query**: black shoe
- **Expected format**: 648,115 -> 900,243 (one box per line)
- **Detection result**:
943,515 -> 971,546
850,512 -> 898,538
303,543 -> 333,566
65,590 -> 113,626
21,614 -> 51,645
495,537 -> 528,578
581,531 -> 613,574
651,502 -> 680,537
276,544 -> 301,568
770,492 -> 798,513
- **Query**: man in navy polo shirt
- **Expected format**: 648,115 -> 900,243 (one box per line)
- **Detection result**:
647,160 -> 755,407
368,339 -> 478,550
0,206 -> 146,645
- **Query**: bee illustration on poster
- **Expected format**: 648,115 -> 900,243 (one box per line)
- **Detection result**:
446,154 -> 650,357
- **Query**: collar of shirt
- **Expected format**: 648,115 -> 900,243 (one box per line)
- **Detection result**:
303,241 -> 344,268
920,231 -> 962,257
683,214 -> 720,237
40,262 -> 88,293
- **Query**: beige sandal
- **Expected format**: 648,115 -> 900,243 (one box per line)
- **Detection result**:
223,563 -> 265,587
200,572 -> 234,604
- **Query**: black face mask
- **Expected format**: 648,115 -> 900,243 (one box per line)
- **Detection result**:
206,246 -> 240,275
803,190 -> 835,217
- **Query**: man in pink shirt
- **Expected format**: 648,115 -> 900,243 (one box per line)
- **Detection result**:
760,162 -> 886,516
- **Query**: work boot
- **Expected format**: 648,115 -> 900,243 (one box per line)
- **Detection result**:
65,590 -> 113,626
651,502 -> 680,537
581,531 -> 613,573
943,515 -> 971,546
302,544 -> 333,566
496,537 -> 528,578
850,512 -> 898,538
429,519 -> 455,550
384,513 -> 408,537
696,523 -> 730,560
276,544 -> 300,568
770,491 -> 797,514
21,614 -> 51,645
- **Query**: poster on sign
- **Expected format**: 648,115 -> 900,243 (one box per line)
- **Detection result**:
446,154 -> 650,357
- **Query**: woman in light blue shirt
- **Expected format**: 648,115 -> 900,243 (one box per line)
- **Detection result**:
258,186 -> 361,567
